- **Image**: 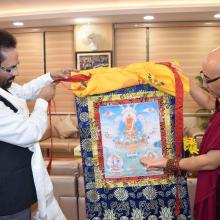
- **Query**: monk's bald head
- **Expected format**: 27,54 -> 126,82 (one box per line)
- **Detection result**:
203,47 -> 220,78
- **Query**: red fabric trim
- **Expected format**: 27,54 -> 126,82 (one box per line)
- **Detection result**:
54,73 -> 92,83
157,62 -> 183,217
47,99 -> 56,174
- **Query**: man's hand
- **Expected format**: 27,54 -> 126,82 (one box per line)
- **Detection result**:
140,157 -> 167,171
37,84 -> 56,102
50,69 -> 78,81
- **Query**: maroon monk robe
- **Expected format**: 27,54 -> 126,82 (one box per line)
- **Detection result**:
194,102 -> 220,220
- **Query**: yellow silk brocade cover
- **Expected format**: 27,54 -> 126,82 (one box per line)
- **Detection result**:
70,61 -> 189,97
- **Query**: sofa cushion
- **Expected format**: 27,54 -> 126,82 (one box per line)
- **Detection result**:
51,176 -> 77,197
45,160 -> 79,176
60,197 -> 78,220
51,176 -> 78,220
54,115 -> 78,139
40,138 -> 80,152
78,197 -> 86,220
40,127 -> 51,141
78,176 -> 85,197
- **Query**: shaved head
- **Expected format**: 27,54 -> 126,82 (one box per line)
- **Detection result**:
203,47 -> 220,78
201,47 -> 220,98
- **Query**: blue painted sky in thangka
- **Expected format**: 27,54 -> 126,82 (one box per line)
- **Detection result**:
99,101 -> 164,178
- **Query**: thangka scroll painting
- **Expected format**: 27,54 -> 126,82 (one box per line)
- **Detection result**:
75,84 -> 191,220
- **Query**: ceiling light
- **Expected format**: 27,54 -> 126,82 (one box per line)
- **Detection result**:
144,15 -> 155,21
13,21 -> 24,27
74,18 -> 92,24
214,13 -> 220,19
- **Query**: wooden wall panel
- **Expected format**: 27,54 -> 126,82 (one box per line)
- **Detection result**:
13,32 -> 44,110
14,32 -> 44,83
45,30 -> 75,112
149,27 -> 220,112
114,28 -> 147,67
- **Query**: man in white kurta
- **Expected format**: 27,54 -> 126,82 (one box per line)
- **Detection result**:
0,29 -> 69,220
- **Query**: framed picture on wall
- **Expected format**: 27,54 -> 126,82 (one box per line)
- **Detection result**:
76,51 -> 112,70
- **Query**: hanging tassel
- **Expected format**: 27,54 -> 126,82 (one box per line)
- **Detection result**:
46,74 -> 91,173
46,99 -> 56,174
158,62 -> 183,218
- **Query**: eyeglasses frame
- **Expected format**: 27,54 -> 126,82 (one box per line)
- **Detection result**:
0,64 -> 18,74
200,71 -> 220,84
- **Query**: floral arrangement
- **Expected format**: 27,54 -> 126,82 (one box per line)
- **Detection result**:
183,136 -> 199,155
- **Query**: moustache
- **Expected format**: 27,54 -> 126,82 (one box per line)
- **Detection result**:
8,76 -> 15,81
2,76 -> 16,90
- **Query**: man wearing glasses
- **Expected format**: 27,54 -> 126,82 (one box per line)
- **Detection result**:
141,47 -> 220,220
190,49 -> 220,110
0,30 -> 69,219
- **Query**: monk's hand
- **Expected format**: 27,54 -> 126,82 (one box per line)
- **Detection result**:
140,157 -> 167,171
50,69 -> 78,80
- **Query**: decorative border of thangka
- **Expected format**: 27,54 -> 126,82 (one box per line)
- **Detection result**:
76,84 -> 191,220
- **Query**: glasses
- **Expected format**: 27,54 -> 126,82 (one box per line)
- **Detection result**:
200,71 -> 220,84
0,64 -> 18,74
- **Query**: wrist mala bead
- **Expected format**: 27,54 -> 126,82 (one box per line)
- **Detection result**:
165,158 -> 181,175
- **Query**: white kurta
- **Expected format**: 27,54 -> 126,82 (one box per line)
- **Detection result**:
0,73 -> 66,220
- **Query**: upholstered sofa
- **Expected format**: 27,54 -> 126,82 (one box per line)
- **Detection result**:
31,159 -> 80,220
77,176 -> 87,220
50,159 -> 80,220
40,114 -> 80,157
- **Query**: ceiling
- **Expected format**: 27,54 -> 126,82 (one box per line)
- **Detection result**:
1,0 -> 220,29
